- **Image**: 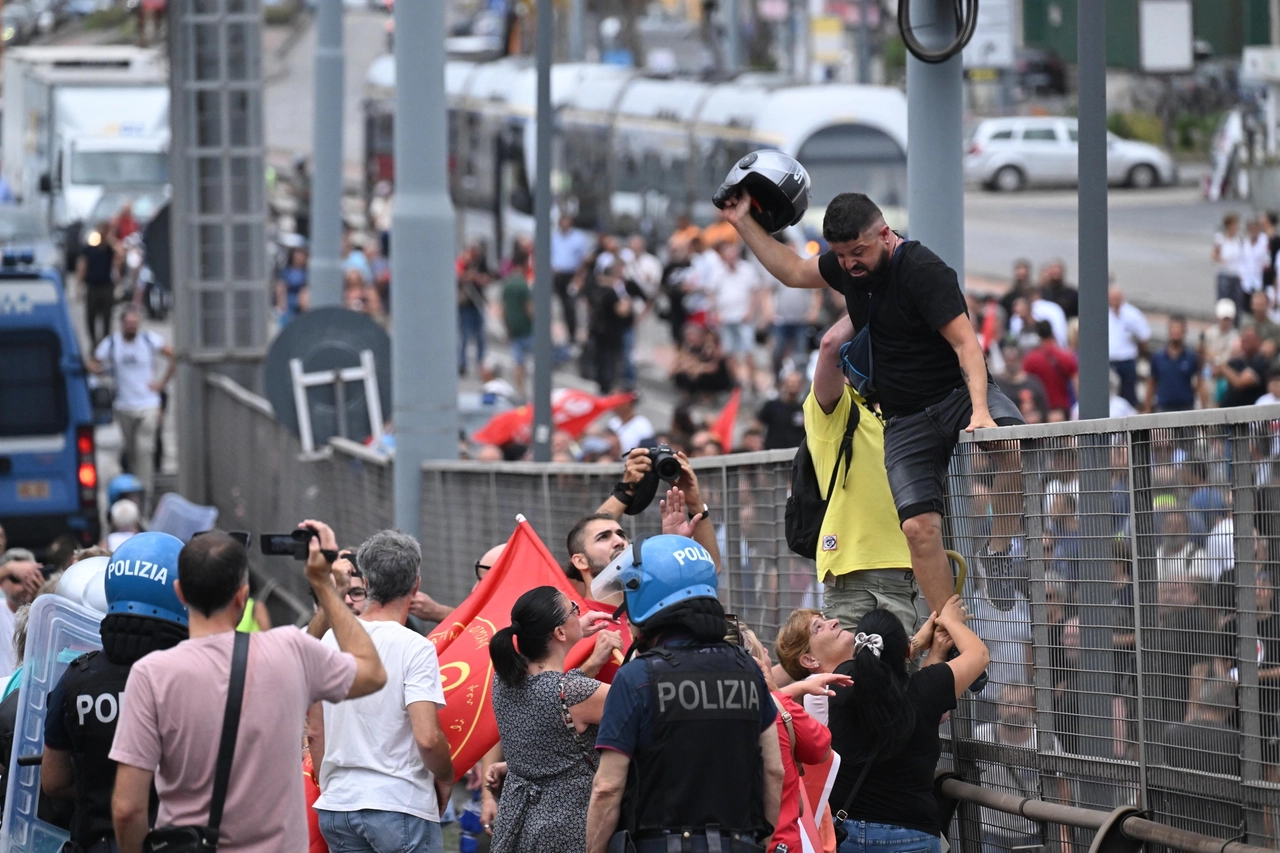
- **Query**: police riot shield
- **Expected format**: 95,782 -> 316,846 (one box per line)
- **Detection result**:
1,595 -> 104,853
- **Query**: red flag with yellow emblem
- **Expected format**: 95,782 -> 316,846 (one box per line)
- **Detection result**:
428,517 -> 631,771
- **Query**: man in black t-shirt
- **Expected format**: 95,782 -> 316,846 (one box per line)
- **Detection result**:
725,191 -> 1022,616
77,221 -> 119,348
756,370 -> 806,449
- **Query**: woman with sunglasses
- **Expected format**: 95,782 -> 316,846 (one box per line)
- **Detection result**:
488,586 -> 622,853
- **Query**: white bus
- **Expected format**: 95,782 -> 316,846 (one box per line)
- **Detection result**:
364,55 -> 908,253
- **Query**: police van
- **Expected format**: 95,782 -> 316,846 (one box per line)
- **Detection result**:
0,254 -> 100,550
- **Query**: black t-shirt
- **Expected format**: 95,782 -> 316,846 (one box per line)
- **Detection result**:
81,242 -> 115,288
757,399 -> 805,449
1223,353 -> 1271,407
827,661 -> 956,835
818,241 -> 970,418
1043,282 -> 1079,319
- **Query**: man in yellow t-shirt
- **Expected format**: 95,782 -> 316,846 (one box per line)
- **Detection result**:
802,312 -> 917,634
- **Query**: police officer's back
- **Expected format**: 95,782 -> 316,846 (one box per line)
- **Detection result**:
42,533 -> 189,853
586,535 -> 784,853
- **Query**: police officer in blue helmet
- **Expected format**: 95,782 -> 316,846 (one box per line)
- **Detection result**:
585,534 -> 784,853
42,532 -> 188,853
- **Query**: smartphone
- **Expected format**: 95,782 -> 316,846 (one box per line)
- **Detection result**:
260,534 -> 305,559
724,612 -> 743,647
260,527 -> 317,560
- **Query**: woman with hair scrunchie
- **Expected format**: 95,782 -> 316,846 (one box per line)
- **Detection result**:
486,586 -> 623,853
775,596 -> 988,853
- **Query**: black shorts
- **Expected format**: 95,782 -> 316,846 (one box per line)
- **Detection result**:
883,385 -> 1023,524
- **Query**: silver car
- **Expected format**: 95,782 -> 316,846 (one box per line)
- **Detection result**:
964,116 -> 1178,192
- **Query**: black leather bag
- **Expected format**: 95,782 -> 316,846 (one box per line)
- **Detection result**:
141,632 -> 249,853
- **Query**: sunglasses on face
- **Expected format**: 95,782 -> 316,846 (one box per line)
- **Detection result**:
475,560 -> 491,581
562,600 -> 581,624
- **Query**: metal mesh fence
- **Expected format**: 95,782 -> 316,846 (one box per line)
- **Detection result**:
205,373 -> 1280,849
205,375 -> 395,625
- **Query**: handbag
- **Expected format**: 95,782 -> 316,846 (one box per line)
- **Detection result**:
142,631 -> 250,852
831,748 -> 877,846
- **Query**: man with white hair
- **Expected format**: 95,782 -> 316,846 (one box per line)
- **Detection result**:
308,530 -> 455,853
106,500 -> 142,551
0,550 -> 44,673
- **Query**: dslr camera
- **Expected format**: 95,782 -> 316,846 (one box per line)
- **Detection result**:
622,443 -> 683,516
646,444 -> 682,483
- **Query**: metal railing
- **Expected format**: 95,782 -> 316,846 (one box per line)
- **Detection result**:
204,374 -> 1280,850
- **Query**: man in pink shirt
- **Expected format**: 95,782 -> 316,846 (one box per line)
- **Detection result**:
110,521 -> 387,853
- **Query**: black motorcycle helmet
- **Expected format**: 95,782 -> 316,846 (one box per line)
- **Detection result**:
711,150 -> 812,234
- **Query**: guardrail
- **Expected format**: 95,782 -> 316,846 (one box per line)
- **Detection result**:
937,773 -> 1274,853
204,373 -> 1280,849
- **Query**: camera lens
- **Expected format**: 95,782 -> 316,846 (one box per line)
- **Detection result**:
653,447 -> 682,482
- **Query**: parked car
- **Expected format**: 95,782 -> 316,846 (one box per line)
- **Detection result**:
964,116 -> 1178,192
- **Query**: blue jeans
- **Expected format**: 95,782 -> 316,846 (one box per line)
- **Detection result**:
317,809 -> 444,853
459,304 -> 485,373
837,820 -> 942,853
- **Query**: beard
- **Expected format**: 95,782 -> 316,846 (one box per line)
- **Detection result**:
852,242 -> 893,291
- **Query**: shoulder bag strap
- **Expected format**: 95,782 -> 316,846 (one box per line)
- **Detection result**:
833,748 -> 878,823
208,631 -> 250,838
769,695 -> 803,778
828,396 -> 861,495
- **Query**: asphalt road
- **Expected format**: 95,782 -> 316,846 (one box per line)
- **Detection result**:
963,183 -> 1238,319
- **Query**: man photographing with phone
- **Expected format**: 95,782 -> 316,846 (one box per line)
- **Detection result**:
721,172 -> 1023,618
110,521 -> 386,853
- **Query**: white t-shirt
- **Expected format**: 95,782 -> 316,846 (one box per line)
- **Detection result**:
712,260 -> 762,324
1029,298 -> 1069,348
608,414 -> 655,453
624,251 -> 663,299
315,620 -> 448,822
1241,232 -> 1270,294
1107,302 -> 1151,361
1215,231 -> 1244,276
95,331 -> 166,412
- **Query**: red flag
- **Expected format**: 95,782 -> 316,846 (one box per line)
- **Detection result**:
471,390 -> 634,446
428,519 -> 631,771
710,388 -> 741,449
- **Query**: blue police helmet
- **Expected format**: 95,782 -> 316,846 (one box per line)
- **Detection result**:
107,473 -> 145,507
594,534 -> 717,627
105,531 -> 188,627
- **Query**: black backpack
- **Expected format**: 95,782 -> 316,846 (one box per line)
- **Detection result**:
784,401 -> 860,559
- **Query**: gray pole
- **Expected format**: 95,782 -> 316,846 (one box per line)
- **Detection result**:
392,0 -> 458,537
570,0 -> 585,60
532,0 -> 554,462
905,0 -> 965,279
307,0 -> 344,307
856,0 -> 871,84
725,0 -> 740,73
1076,0 -> 1108,420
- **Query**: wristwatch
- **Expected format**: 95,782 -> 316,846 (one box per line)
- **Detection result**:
688,503 -> 711,523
